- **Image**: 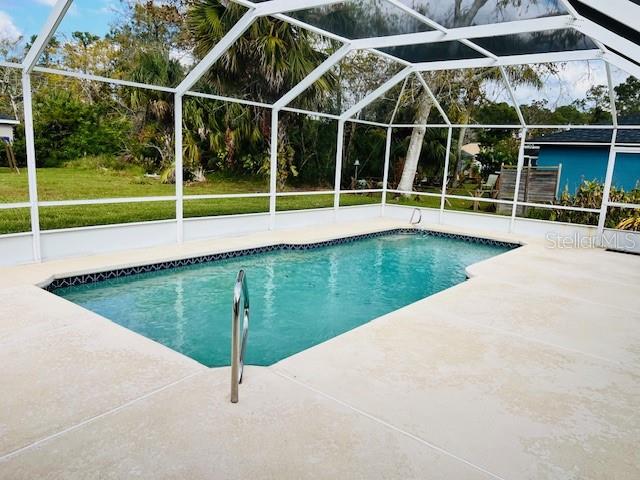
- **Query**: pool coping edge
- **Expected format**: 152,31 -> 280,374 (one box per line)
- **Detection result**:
43,228 -> 521,291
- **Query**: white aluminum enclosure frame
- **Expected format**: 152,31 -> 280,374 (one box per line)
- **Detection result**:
2,0 -> 639,262
20,0 -> 74,261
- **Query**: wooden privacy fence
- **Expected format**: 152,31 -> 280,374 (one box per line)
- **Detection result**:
496,165 -> 562,214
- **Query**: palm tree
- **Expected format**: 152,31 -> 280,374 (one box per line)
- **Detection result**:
187,1 -> 337,187
105,0 -> 188,180
122,51 -> 184,180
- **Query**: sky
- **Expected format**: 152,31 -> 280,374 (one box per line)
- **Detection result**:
0,0 -> 115,56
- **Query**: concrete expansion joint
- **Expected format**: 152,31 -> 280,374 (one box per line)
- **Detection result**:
0,322 -> 78,349
0,370 -> 206,463
464,275 -> 639,316
270,369 -> 508,480
439,308 -> 630,371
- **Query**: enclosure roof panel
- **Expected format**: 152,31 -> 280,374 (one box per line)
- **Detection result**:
2,0 -> 640,123
246,0 -> 640,74
472,29 -> 597,57
380,40 -> 485,63
395,0 -> 569,28
569,0 -> 640,51
283,0 -> 434,39
245,0 -> 640,120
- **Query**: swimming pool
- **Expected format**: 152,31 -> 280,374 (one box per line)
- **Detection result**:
52,230 -> 514,367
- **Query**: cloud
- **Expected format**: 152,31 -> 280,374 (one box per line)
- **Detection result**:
512,60 -> 610,108
170,48 -> 195,69
0,11 -> 21,42
35,0 -> 58,6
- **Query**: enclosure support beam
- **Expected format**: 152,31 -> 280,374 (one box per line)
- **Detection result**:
0,61 -> 23,69
602,53 -> 640,88
384,0 -> 498,62
499,66 -> 526,127
509,128 -> 528,233
350,15 -> 573,50
18,0 -> 73,261
557,0 -> 618,57
175,10 -> 258,95
439,127 -> 453,224
558,0 -> 610,58
175,94 -> 184,243
255,0 -> 344,16
574,0 -> 640,40
34,66 -> 177,94
575,20 -> 640,77
22,73 -> 41,261
415,50 -> 602,72
273,44 -> 353,110
333,120 -> 346,216
22,0 -> 73,72
556,0 -> 581,18
381,127 -> 392,216
342,67 -> 414,121
597,129 -> 618,245
605,62 -> 618,128
269,110 -> 280,230
414,73 -> 451,126
389,78 -> 409,125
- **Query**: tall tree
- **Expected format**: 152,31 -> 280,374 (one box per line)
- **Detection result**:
187,0 -> 337,187
108,1 -> 188,177
396,0 -> 550,193
615,76 -> 640,116
0,58 -> 21,122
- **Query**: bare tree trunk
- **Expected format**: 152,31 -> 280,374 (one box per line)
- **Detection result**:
453,0 -> 490,27
9,96 -> 20,122
447,110 -> 470,187
454,125 -> 467,182
397,93 -> 431,194
343,123 -> 356,189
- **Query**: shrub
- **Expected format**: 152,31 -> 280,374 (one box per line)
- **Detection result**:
524,179 -> 640,230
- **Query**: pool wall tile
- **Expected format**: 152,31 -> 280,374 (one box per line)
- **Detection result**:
45,229 -> 519,291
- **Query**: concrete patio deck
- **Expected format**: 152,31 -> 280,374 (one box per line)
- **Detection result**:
0,219 -> 638,479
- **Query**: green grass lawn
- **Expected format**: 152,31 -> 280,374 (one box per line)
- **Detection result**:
387,194 -> 441,209
3,163 -> 631,234
0,164 -> 269,202
0,164 -> 383,234
387,191 -> 508,216
0,163 -> 509,235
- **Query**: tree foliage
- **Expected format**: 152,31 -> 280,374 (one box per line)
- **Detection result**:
14,79 -> 130,167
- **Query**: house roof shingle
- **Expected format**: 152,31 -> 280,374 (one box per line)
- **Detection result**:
528,114 -> 640,145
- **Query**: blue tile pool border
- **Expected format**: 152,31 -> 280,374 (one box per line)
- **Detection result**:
44,228 -> 519,291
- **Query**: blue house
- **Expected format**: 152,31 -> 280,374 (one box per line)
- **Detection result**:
528,115 -> 640,194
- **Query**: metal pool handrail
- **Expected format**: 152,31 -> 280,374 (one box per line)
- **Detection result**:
410,208 -> 422,225
231,269 -> 249,403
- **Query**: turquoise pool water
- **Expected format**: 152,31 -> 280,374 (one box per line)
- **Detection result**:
54,233 -> 512,366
